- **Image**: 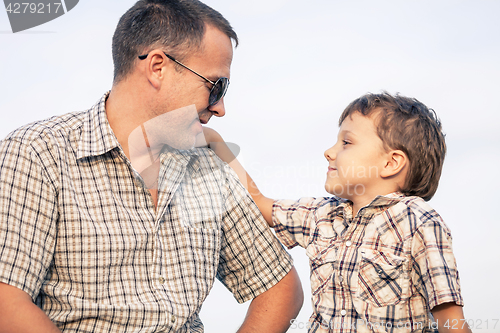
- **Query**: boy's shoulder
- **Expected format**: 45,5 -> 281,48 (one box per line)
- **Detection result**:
399,195 -> 444,222
376,194 -> 452,237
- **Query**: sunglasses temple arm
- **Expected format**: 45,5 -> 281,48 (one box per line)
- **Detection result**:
163,53 -> 215,85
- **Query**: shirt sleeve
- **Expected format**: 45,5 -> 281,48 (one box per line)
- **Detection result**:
272,197 -> 328,249
216,164 -> 293,304
411,207 -> 463,309
0,138 -> 59,300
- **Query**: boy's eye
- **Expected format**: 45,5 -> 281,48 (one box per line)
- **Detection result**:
342,140 -> 351,146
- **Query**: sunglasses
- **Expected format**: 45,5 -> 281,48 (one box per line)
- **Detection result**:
138,52 -> 229,106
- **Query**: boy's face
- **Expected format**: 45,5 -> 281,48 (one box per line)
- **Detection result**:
324,111 -> 388,201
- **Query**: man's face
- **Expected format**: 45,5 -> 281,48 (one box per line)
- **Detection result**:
150,24 -> 234,149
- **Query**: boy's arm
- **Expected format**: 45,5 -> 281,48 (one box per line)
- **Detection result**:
431,302 -> 472,333
200,127 -> 275,226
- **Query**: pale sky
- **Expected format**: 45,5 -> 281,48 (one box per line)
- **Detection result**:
1,1 -> 499,332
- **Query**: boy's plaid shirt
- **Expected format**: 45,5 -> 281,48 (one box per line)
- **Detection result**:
273,193 -> 463,333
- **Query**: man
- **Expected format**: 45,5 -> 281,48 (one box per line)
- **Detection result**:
0,0 -> 303,332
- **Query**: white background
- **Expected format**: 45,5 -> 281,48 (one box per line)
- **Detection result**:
1,1 -> 499,332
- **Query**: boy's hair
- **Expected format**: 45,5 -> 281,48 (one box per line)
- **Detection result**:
112,0 -> 238,83
339,92 -> 446,201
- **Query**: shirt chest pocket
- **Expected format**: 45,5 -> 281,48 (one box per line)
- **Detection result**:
357,249 -> 409,307
306,238 -> 337,295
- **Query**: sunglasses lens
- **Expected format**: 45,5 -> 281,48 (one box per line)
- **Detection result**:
209,78 -> 229,106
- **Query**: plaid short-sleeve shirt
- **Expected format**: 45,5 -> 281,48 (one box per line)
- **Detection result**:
0,93 -> 292,332
273,193 -> 462,333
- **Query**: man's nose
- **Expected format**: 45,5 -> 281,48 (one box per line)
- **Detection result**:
207,98 -> 226,117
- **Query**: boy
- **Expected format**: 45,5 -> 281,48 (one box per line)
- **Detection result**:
202,92 -> 470,332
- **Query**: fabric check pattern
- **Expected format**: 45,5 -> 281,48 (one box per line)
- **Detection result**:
0,93 -> 292,332
273,193 -> 462,333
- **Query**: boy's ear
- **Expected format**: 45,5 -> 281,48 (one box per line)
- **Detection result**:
380,150 -> 408,178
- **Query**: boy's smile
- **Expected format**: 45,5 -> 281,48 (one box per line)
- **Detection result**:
324,111 -> 395,211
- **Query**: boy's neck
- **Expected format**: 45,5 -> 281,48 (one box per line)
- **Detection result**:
351,198 -> 374,217
349,188 -> 400,217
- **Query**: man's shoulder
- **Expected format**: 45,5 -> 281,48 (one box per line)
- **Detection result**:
187,147 -> 253,195
188,147 -> 231,174
2,110 -> 88,146
189,146 -> 219,161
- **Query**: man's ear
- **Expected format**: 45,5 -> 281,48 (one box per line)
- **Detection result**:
380,150 -> 408,178
142,51 -> 169,90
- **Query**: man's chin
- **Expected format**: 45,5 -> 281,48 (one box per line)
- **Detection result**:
166,136 -> 197,150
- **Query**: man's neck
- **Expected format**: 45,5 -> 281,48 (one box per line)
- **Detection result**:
106,83 -> 162,210
105,81 -> 151,160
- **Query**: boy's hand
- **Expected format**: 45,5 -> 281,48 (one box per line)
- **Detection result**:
196,127 -> 275,227
196,127 -> 240,164
195,127 -> 223,148
432,302 -> 472,333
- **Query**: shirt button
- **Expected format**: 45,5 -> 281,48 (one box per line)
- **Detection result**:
341,309 -> 347,316
159,277 -> 165,284
345,240 -> 352,247
171,315 -> 176,323
338,275 -> 344,282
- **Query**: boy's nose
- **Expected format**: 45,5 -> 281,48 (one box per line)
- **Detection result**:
324,146 -> 337,161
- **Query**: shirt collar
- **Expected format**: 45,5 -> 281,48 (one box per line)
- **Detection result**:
332,192 -> 406,220
367,191 -> 405,207
77,91 -> 121,160
160,145 -> 200,173
358,192 -> 406,217
331,197 -> 351,215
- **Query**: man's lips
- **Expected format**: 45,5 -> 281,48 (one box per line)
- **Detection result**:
198,110 -> 212,125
